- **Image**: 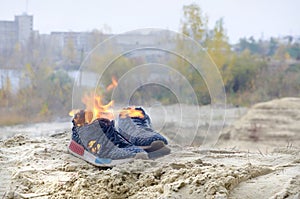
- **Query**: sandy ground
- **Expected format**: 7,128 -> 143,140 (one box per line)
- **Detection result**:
0,99 -> 300,199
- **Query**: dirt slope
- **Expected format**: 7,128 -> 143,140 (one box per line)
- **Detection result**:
221,98 -> 300,142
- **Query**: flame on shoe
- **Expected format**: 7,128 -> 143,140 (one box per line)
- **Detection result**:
69,93 -> 114,127
82,93 -> 114,121
69,77 -> 118,127
119,107 -> 144,119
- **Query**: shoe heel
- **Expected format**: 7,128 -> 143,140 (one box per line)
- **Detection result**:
68,140 -> 84,156
68,140 -> 135,167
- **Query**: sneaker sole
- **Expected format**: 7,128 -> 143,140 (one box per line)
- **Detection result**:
68,140 -> 147,167
141,140 -> 171,158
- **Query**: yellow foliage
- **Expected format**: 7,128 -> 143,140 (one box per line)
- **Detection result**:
39,103 -> 49,116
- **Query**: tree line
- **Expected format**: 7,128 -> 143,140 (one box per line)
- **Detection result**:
0,3 -> 299,125
177,3 -> 300,106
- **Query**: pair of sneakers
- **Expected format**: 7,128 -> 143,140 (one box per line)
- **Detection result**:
68,107 -> 170,167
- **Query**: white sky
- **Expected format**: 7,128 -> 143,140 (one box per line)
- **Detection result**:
0,0 -> 299,43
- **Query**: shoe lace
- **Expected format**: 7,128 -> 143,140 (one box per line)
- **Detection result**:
99,119 -> 132,147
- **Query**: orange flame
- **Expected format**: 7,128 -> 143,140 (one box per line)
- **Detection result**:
70,77 -> 120,126
69,93 -> 114,126
70,77 -> 149,126
119,107 -> 144,119
106,76 -> 118,91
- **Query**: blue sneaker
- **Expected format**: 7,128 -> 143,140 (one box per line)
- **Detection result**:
118,107 -> 170,158
68,117 -> 148,167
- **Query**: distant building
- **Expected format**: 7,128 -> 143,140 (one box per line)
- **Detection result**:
50,31 -> 94,52
0,14 -> 178,66
0,20 -> 17,53
50,30 -> 175,54
15,14 -> 33,44
49,31 -> 109,64
0,13 -> 33,53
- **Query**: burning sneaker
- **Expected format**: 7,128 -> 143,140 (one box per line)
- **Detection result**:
118,107 -> 170,158
68,115 -> 148,167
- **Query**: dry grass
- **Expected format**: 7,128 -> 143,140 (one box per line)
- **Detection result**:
0,111 -> 50,126
0,112 -> 28,126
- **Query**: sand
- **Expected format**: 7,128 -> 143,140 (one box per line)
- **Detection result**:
0,99 -> 300,199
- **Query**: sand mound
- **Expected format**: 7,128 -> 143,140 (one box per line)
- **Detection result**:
222,98 -> 300,142
1,132 -> 299,199
1,102 -> 300,198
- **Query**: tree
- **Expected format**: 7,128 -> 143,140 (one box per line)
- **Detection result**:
46,70 -> 73,114
176,3 -> 213,104
237,37 -> 264,55
206,18 -> 233,84
227,50 -> 265,93
181,3 -> 208,43
62,36 -> 78,68
274,44 -> 289,61
89,29 -> 106,49
287,43 -> 300,60
267,37 -> 278,56
0,75 -> 12,107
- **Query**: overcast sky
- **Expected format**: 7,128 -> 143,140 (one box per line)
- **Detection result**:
0,0 -> 299,43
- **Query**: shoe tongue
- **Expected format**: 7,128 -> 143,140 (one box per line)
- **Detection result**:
97,118 -> 132,147
97,118 -> 112,128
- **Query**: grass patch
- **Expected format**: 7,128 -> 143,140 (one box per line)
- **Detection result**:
0,110 -> 52,126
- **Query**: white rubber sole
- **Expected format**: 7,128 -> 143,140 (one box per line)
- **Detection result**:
68,140 -> 147,167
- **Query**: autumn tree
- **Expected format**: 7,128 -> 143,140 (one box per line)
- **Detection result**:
89,29 -> 106,50
62,36 -> 78,68
287,43 -> 300,60
181,3 -> 208,43
206,18 -> 233,84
